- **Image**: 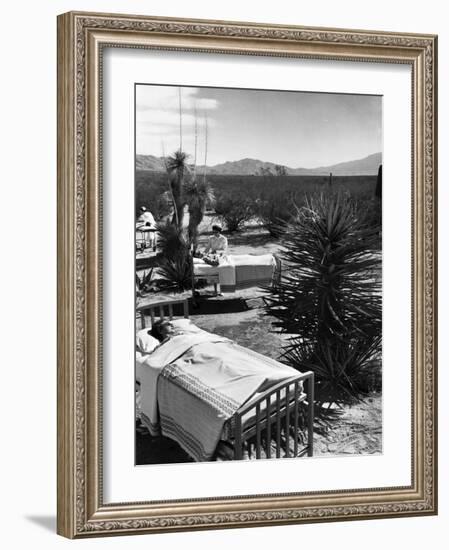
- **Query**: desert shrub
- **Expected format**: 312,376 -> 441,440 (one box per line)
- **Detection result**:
265,191 -> 382,408
136,179 -> 172,221
354,195 -> 382,240
156,222 -> 192,291
256,190 -> 304,237
214,193 -> 254,232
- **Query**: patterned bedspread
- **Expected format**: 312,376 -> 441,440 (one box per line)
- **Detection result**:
137,332 -> 298,461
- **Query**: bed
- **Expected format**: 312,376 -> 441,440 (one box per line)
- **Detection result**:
193,253 -> 281,294
136,298 -> 314,461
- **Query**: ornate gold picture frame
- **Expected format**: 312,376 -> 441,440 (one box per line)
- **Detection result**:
57,11 -> 437,538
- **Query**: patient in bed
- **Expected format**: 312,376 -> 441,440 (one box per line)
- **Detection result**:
151,320 -> 177,343
150,318 -> 204,344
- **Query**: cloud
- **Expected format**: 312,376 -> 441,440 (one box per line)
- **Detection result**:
137,110 -> 197,128
136,85 -> 219,114
136,86 -> 217,156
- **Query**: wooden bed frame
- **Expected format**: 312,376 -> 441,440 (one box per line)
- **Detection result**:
136,297 -> 314,460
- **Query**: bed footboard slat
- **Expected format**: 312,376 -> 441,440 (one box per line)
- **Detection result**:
276,390 -> 281,458
230,372 -> 314,461
255,404 -> 261,459
285,384 -> 290,458
294,381 -> 299,457
308,373 -> 315,457
266,396 -> 271,459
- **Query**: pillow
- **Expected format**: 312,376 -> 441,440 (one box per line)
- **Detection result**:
136,328 -> 160,354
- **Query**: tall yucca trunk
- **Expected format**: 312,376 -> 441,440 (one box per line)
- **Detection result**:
185,179 -> 214,252
170,169 -> 185,227
166,149 -> 188,229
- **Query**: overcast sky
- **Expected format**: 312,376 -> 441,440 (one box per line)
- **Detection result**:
136,84 -> 382,169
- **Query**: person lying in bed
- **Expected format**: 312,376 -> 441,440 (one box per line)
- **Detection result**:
150,320 -> 177,343
149,318 -> 204,344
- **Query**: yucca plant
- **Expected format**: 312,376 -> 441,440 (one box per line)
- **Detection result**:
158,255 -> 192,292
156,221 -> 192,291
136,268 -> 154,294
284,336 -> 381,408
266,191 -> 382,408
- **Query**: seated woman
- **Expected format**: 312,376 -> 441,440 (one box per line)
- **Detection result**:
202,224 -> 228,266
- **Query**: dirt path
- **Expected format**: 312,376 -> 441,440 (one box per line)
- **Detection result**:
313,395 -> 382,456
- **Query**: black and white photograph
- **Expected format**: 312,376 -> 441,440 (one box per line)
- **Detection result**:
135,83 -> 383,465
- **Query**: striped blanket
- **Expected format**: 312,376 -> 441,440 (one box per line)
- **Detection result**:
137,332 -> 297,461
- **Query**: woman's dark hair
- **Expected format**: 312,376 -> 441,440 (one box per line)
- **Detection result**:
212,224 -> 222,232
151,320 -> 168,342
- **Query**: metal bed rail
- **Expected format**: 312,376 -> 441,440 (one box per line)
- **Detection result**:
232,371 -> 314,460
137,297 -> 189,329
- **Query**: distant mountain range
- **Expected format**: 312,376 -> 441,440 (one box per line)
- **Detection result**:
136,152 -> 382,176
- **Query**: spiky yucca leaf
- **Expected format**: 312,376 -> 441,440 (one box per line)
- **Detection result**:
283,335 -> 381,408
156,221 -> 192,291
158,255 -> 192,292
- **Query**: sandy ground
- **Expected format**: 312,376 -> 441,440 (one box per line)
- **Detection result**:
313,395 -> 382,456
